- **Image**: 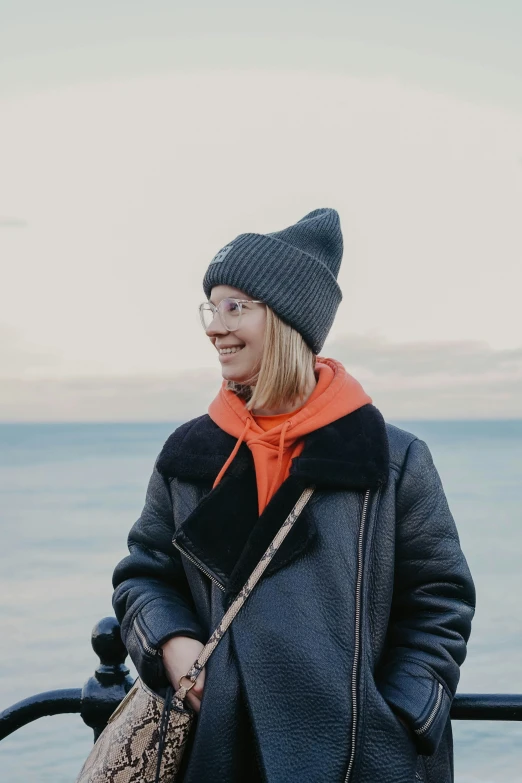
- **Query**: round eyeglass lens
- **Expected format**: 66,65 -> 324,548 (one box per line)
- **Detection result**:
199,298 -> 242,331
220,298 -> 242,330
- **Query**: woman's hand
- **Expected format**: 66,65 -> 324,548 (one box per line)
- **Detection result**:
161,636 -> 205,713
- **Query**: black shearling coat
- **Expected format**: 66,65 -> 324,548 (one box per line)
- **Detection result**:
112,403 -> 476,783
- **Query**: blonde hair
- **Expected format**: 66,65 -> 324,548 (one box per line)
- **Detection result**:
226,306 -> 317,412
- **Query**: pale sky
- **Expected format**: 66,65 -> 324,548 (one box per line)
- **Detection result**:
1,2 -> 521,420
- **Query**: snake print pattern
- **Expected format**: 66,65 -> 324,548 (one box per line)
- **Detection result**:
75,679 -> 192,783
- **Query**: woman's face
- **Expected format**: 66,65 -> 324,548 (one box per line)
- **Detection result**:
205,285 -> 266,384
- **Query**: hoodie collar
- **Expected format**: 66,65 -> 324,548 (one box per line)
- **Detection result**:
206,357 -> 374,499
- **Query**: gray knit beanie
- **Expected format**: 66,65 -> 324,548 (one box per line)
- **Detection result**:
202,207 -> 343,354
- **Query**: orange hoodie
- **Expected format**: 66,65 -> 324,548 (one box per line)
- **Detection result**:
208,356 -> 373,515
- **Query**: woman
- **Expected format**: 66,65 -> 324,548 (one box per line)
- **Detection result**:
112,207 -> 476,783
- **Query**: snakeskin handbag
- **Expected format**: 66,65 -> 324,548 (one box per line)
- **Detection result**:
75,486 -> 315,783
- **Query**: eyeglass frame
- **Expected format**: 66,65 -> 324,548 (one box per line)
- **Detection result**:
199,297 -> 265,332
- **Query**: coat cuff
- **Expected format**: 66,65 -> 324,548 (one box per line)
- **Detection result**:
122,597 -> 207,691
376,657 -> 452,756
137,594 -> 207,648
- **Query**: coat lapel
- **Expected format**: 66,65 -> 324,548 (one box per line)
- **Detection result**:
157,403 -> 389,599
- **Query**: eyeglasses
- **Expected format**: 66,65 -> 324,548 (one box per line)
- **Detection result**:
199,297 -> 264,332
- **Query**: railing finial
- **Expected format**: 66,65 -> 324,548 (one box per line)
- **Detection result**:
80,617 -> 134,741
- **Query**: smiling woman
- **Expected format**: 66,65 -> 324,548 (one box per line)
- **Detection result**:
200,286 -> 317,416
101,207 -> 476,783
205,290 -> 267,383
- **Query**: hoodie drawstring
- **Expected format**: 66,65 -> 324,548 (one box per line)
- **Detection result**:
267,419 -> 292,501
212,416 -> 252,489
213,416 -> 293,507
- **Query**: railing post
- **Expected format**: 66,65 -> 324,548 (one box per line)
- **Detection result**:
80,616 -> 134,741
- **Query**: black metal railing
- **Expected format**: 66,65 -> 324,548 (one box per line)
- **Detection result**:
1,616 -> 522,744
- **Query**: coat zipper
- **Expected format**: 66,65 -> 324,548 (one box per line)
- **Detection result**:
172,538 -> 226,592
133,614 -> 162,657
344,488 -> 372,783
414,682 -> 443,735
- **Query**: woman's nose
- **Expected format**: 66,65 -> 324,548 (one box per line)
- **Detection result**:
205,311 -> 227,337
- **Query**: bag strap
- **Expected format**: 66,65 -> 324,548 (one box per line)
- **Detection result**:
173,485 -> 315,703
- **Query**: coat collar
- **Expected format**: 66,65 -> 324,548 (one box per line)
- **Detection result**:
157,403 -> 389,599
157,403 -> 389,490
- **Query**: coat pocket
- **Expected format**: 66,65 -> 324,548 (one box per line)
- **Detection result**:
373,681 -> 432,783
368,676 -> 419,779
389,709 -> 431,783
375,657 -> 451,756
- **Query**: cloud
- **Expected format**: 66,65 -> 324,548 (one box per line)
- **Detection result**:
325,333 -> 522,377
1,336 -> 520,421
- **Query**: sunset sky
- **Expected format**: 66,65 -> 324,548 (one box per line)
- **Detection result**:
1,2 -> 521,420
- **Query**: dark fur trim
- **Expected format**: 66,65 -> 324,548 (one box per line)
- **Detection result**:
156,414 -> 252,484
290,404 -> 389,490
157,404 -> 389,490
172,467 -> 259,586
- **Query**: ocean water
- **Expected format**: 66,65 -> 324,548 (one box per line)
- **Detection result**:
0,420 -> 521,782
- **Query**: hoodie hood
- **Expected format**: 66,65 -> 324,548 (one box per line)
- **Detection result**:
208,356 -> 372,514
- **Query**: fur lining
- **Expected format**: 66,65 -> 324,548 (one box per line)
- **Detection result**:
156,414 -> 251,483
157,404 -> 389,489
290,404 -> 389,489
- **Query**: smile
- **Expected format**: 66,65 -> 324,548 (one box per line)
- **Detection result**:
218,347 -> 244,355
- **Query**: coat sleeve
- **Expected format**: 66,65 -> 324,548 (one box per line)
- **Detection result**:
112,457 -> 207,690
376,437 -> 476,756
